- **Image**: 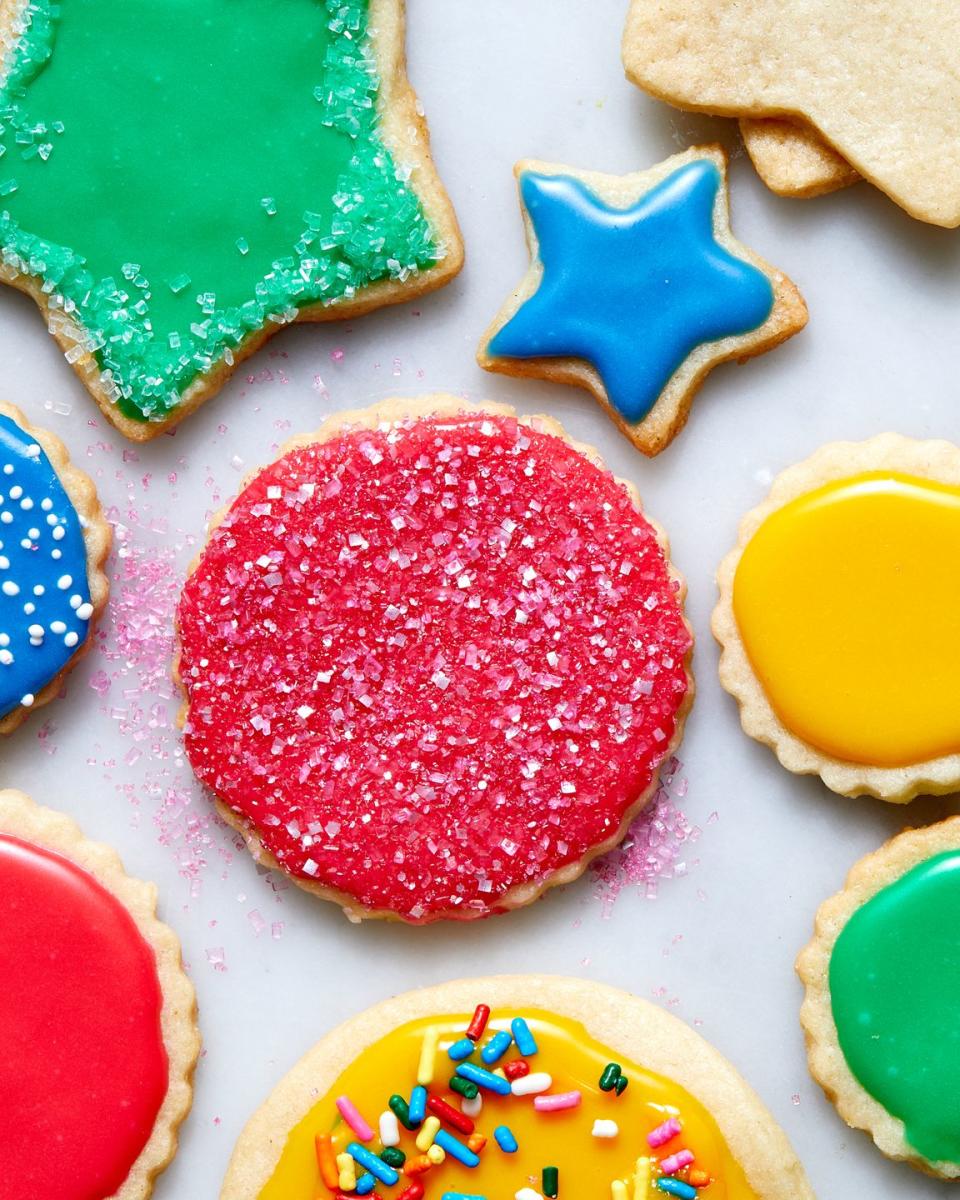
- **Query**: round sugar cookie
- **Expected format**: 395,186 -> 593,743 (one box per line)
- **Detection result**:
220,976 -> 814,1200
0,402 -> 110,734
799,818 -> 960,1178
0,789 -> 199,1200
713,433 -> 960,801
176,396 -> 693,923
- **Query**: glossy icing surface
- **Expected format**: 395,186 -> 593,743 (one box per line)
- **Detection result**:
489,162 -> 774,424
260,1009 -> 758,1198
0,833 -> 167,1200
0,0 -> 437,422
733,472 -> 960,766
830,850 -> 960,1163
0,412 -> 92,719
177,413 -> 691,920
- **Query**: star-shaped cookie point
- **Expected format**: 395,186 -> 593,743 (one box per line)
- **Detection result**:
0,0 -> 462,440
479,147 -> 807,457
739,118 -> 859,200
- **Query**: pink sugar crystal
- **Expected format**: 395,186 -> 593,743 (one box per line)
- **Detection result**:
591,757 -> 700,914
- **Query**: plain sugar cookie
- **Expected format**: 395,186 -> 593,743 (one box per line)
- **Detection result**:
0,401 -> 109,735
739,118 -> 859,199
0,0 -> 463,439
799,818 -> 960,1178
478,147 -> 806,457
176,396 -> 694,923
220,976 -> 814,1200
0,789 -> 199,1200
713,434 -> 960,801
623,0 -> 960,226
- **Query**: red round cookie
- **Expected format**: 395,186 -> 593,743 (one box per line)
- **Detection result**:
0,833 -> 168,1200
177,409 -> 692,921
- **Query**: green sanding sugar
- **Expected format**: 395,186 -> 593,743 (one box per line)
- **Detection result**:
0,0 -> 439,422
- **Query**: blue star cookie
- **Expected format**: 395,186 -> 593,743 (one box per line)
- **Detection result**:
479,147 -> 807,456
0,403 -> 109,733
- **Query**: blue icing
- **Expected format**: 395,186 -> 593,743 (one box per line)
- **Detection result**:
0,413 -> 92,718
489,160 -> 775,424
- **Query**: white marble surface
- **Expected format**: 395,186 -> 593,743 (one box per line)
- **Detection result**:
1,2 -> 956,1196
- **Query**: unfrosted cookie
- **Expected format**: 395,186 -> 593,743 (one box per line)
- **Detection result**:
799,818 -> 960,1178
713,434 -> 960,801
221,975 -> 814,1200
478,147 -> 806,457
739,118 -> 859,199
0,401 -> 109,734
0,0 -> 462,439
175,396 -> 693,923
623,0 -> 960,226
0,788 -> 199,1200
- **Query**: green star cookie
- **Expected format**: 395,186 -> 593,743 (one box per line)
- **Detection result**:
0,0 -> 462,439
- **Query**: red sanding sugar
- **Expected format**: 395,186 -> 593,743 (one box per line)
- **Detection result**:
176,412 -> 691,921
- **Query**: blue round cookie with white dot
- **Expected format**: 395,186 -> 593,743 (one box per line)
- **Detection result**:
0,412 -> 93,718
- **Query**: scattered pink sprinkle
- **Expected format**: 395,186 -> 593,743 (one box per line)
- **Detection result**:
590,757 -> 700,915
36,720 -> 58,756
205,946 -> 227,972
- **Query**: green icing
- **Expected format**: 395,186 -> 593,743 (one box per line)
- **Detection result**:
0,0 -> 438,422
830,849 -> 960,1163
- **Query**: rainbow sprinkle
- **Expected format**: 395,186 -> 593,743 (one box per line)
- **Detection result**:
312,1007 -> 718,1198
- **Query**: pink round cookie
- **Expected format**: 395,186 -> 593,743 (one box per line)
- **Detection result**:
176,399 -> 693,922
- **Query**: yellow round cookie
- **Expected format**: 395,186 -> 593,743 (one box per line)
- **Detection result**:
714,434 -> 960,800
221,977 -> 813,1200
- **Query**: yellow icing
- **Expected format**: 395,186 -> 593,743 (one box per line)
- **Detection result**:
259,1009 -> 758,1198
733,471 -> 960,767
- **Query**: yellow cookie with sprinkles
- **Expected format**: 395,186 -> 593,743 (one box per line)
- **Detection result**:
713,433 -> 960,800
220,976 -> 813,1200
